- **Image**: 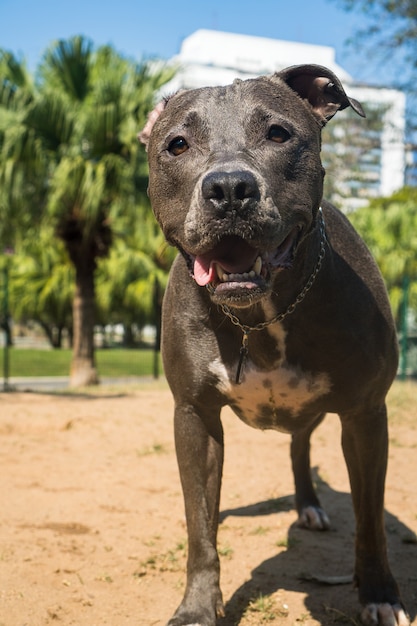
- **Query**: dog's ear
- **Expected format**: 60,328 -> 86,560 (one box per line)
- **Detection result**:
138,100 -> 168,149
138,91 -> 187,149
277,64 -> 365,124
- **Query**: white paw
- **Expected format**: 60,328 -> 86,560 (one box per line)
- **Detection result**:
361,603 -> 410,626
297,505 -> 330,530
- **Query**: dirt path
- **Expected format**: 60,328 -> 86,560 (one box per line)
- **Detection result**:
1,380 -> 416,626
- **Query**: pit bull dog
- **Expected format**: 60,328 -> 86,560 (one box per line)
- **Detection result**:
139,64 -> 409,626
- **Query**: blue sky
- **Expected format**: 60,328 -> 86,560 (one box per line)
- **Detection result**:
0,0 -> 395,86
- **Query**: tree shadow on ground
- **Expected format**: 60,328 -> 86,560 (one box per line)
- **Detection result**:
218,471 -> 417,625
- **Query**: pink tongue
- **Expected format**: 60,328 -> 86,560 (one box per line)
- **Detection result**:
192,237 -> 259,287
193,257 -> 216,286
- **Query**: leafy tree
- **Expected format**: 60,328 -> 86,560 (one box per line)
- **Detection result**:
0,37 -> 175,386
9,228 -> 74,348
332,0 -> 417,186
348,187 -> 417,323
0,52 -> 46,246
332,0 -> 417,88
96,214 -> 176,345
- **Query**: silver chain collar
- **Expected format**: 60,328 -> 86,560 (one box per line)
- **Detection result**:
218,209 -> 327,383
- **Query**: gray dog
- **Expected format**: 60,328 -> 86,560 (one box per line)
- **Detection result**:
140,64 -> 409,626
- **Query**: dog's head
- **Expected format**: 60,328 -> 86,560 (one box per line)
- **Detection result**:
140,65 -> 364,308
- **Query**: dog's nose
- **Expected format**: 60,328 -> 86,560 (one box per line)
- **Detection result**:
201,170 -> 260,214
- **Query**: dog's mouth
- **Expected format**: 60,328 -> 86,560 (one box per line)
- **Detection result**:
186,226 -> 301,305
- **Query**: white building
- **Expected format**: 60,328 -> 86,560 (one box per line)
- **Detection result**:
164,29 -> 406,210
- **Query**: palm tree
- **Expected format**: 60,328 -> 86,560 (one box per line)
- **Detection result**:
0,51 -> 47,245
10,229 -> 74,347
0,37 -> 175,386
96,214 -> 176,344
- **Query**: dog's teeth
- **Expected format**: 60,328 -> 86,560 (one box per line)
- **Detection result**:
253,256 -> 262,275
217,266 -> 259,283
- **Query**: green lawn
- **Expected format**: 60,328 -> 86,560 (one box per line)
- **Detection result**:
4,348 -> 161,378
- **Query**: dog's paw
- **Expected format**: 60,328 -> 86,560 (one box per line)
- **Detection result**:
167,598 -> 224,626
296,505 -> 330,530
361,603 -> 410,626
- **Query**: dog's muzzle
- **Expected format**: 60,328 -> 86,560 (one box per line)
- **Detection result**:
182,225 -> 301,307
179,168 -> 302,306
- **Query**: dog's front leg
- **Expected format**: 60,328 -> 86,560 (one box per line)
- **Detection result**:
291,413 -> 330,530
340,405 -> 409,626
168,404 -> 225,626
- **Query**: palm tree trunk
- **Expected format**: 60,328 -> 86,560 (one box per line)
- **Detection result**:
70,260 -> 99,387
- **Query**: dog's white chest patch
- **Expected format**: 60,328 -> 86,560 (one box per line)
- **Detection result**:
209,321 -> 331,433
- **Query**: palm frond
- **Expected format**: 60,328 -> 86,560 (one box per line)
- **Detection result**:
38,35 -> 93,102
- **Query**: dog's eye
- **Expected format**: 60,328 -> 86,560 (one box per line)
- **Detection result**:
268,125 -> 291,144
167,136 -> 189,156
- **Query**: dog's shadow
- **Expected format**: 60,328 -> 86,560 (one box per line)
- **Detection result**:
218,471 -> 417,625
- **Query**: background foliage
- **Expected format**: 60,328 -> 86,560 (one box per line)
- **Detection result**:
0,37 -> 176,361
349,187 -> 417,323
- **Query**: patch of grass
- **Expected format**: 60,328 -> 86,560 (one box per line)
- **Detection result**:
137,540 -> 187,577
276,535 -> 300,549
7,347 -> 162,378
137,443 -> 168,457
96,573 -> 113,583
250,526 -> 270,536
389,436 -> 405,448
244,593 -> 288,622
245,594 -> 276,622
218,542 -> 234,559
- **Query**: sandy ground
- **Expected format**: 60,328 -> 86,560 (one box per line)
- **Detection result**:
1,379 -> 416,626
